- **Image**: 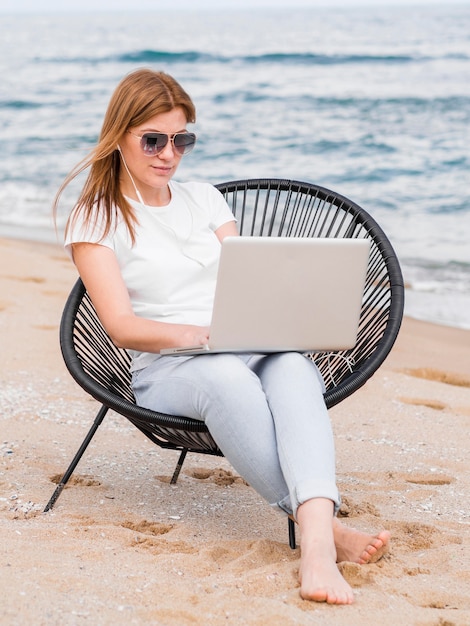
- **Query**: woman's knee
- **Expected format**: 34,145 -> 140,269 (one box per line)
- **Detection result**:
194,353 -> 262,394
133,354 -> 263,417
257,352 -> 326,394
262,351 -> 321,376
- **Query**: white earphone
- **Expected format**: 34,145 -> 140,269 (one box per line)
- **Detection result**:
117,144 -> 146,206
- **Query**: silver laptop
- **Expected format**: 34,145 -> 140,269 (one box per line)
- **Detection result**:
160,236 -> 370,356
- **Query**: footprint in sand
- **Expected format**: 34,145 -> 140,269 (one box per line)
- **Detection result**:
389,521 -> 437,551
402,367 -> 470,389
392,520 -> 462,553
204,539 -> 296,573
400,396 -> 447,411
119,519 -> 197,555
403,473 -> 454,486
120,519 -> 174,536
49,473 -> 101,487
131,537 -> 197,555
185,467 -> 249,486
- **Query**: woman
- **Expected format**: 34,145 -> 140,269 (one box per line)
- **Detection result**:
55,68 -> 390,604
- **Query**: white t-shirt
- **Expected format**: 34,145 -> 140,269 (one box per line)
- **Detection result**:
65,180 -> 236,371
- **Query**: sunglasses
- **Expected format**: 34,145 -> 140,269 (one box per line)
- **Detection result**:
127,130 -> 197,156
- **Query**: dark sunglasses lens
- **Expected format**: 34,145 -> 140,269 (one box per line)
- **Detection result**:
141,133 -> 167,155
173,133 -> 196,155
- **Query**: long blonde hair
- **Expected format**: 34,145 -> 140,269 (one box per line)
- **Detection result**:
54,69 -> 196,243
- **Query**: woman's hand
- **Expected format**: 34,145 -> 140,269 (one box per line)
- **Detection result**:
177,324 -> 210,349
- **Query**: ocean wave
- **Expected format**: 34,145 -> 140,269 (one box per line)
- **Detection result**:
40,49 -> 430,66
115,50 -> 214,64
0,100 -> 42,110
3,92 -> 468,116
211,91 -> 470,114
402,258 -> 470,293
242,52 -> 419,65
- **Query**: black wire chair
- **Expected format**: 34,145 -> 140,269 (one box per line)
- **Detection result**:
44,179 -> 404,549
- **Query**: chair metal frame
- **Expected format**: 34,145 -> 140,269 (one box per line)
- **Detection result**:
44,178 -> 404,549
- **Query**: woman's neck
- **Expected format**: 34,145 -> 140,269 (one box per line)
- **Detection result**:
121,180 -> 172,207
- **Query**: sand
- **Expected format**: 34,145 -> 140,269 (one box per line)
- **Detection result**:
1,236 -> 469,625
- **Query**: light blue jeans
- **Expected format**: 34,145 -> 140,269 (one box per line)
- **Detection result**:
132,352 -> 340,519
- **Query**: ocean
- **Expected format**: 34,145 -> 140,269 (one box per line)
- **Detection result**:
1,4 -> 469,329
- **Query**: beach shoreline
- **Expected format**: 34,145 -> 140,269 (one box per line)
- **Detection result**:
1,236 -> 469,625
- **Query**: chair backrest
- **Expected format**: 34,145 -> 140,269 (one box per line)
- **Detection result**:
60,179 -> 403,424
216,179 -> 404,407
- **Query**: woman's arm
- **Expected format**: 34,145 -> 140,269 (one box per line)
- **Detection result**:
215,220 -> 238,242
71,219 -> 238,352
71,242 -> 210,352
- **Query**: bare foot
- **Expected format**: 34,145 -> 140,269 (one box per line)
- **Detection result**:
297,499 -> 354,604
333,517 -> 390,564
299,540 -> 354,604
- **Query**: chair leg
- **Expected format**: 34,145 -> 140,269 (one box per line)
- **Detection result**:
170,448 -> 188,484
43,405 -> 109,512
288,517 -> 296,549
